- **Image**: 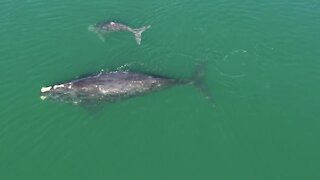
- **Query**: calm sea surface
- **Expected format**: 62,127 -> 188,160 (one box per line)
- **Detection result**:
1,0 -> 320,179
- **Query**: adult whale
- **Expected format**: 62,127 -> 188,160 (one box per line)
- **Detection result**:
40,63 -> 212,105
88,21 -> 151,45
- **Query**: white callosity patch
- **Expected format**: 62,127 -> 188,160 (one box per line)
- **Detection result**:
40,96 -> 47,100
41,86 -> 52,93
53,84 -> 64,89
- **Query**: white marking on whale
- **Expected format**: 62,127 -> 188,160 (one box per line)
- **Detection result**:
41,86 -> 52,93
53,84 -> 64,89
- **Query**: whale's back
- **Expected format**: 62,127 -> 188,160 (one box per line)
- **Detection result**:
41,71 -> 176,104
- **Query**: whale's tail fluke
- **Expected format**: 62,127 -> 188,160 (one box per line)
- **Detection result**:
189,62 -> 214,105
131,25 -> 151,45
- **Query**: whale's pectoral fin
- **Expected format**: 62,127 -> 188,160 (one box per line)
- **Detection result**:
131,25 -> 151,45
88,25 -> 105,42
78,103 -> 104,115
97,33 -> 105,42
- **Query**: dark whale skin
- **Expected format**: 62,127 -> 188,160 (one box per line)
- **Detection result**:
40,71 -> 177,104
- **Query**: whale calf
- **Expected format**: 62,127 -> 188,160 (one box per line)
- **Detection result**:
40,64 -> 212,105
88,21 -> 151,45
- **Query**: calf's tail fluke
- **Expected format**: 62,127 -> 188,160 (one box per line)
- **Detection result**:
131,25 -> 151,45
189,62 -> 214,105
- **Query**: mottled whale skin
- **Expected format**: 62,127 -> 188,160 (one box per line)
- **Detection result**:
88,21 -> 151,45
41,71 -> 180,104
40,63 -> 211,105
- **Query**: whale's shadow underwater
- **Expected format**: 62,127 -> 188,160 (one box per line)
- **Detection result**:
40,63 -> 213,106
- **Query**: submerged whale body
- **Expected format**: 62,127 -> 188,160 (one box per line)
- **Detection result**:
88,21 -> 151,45
40,64 -> 212,105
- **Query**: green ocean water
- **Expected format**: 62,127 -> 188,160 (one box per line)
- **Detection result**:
1,0 -> 320,179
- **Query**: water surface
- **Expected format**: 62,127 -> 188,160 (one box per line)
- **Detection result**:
1,0 -> 320,179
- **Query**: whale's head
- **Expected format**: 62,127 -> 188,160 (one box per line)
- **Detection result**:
88,24 -> 97,32
40,83 -> 81,104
